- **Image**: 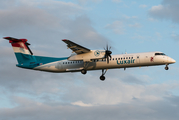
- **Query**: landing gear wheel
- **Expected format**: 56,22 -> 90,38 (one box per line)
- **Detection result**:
165,66 -> 169,70
100,75 -> 105,81
99,69 -> 108,81
81,69 -> 87,74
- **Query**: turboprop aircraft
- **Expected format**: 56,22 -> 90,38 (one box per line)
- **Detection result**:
4,37 -> 176,81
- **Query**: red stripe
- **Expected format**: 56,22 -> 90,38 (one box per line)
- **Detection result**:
11,42 -> 28,50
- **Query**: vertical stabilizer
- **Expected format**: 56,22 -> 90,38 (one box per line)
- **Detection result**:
4,37 -> 36,64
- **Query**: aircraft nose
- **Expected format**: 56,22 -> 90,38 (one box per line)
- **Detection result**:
170,58 -> 176,63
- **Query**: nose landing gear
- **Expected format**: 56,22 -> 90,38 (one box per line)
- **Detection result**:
165,64 -> 169,70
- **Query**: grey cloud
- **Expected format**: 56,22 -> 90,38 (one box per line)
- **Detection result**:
0,0 -> 17,9
0,46 -> 77,94
0,1 -> 108,57
1,1 -> 179,120
149,0 -> 179,23
1,96 -> 179,120
0,46 -> 172,106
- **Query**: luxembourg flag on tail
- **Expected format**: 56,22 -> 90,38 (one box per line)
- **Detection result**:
4,37 -> 36,64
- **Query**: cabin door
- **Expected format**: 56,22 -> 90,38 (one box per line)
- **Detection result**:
136,55 -> 140,63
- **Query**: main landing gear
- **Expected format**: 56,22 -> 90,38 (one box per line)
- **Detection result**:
81,62 -> 89,75
81,69 -> 108,81
81,69 -> 87,74
165,64 -> 169,70
100,69 -> 108,81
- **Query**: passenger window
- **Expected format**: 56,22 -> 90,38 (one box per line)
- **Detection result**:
118,58 -> 120,60
126,57 -> 128,59
116,58 -> 117,60
129,57 -> 130,59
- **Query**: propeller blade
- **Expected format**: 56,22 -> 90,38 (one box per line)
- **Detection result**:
107,56 -> 109,64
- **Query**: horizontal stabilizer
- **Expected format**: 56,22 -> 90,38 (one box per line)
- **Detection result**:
4,37 -> 29,43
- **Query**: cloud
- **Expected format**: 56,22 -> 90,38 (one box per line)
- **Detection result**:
148,17 -> 158,22
112,0 -> 122,3
139,4 -> 147,8
149,0 -> 179,23
77,0 -> 102,5
156,32 -> 162,38
71,101 -> 93,107
0,0 -> 108,57
105,21 -> 125,34
123,15 -> 138,19
128,23 -> 142,28
1,44 -> 179,119
171,33 -> 179,41
1,0 -> 179,120
1,95 -> 179,120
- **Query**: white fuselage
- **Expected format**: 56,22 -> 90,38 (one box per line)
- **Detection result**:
33,51 -> 176,72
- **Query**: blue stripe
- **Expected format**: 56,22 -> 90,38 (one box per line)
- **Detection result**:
15,53 -> 68,69
15,53 -> 37,64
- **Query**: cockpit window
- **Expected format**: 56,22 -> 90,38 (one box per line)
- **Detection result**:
155,53 -> 166,56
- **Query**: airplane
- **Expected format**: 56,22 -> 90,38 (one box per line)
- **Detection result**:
4,37 -> 176,81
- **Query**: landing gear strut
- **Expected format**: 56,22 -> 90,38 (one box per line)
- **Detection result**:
165,64 -> 169,70
81,62 -> 89,75
100,69 -> 108,81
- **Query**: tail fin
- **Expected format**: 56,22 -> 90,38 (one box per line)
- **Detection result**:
4,37 -> 36,64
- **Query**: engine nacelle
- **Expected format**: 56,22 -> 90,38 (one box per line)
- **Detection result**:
68,50 -> 105,62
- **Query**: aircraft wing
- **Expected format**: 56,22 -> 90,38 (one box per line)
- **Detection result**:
62,39 -> 91,54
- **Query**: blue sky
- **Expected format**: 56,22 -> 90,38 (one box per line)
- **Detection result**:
0,0 -> 179,120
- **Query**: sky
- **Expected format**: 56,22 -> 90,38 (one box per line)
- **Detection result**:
0,0 -> 179,119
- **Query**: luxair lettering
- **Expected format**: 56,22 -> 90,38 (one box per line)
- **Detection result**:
117,59 -> 135,65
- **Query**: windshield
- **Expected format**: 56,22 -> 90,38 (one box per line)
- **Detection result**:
155,53 -> 166,56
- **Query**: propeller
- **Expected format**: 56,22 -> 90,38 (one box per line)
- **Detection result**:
104,44 -> 112,64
